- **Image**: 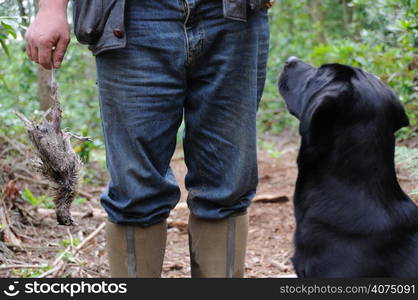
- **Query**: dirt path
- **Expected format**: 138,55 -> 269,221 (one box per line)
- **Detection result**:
164,145 -> 299,277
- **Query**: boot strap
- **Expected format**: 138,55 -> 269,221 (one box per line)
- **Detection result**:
126,226 -> 137,277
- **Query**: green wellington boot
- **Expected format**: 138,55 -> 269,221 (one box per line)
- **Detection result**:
188,213 -> 249,278
105,220 -> 167,277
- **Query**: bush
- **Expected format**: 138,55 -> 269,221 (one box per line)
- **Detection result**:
260,0 -> 417,138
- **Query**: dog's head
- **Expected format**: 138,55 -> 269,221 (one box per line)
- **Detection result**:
278,57 -> 409,140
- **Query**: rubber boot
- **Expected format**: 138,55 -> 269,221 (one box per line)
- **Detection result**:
105,220 -> 167,277
188,213 -> 249,278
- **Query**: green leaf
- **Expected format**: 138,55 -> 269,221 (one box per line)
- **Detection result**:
0,39 -> 9,57
21,188 -> 40,206
74,197 -> 87,205
0,22 -> 17,38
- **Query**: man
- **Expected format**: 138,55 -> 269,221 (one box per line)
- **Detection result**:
26,0 -> 270,278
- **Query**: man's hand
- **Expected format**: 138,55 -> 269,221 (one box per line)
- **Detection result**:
25,0 -> 69,70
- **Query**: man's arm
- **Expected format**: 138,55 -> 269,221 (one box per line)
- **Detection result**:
25,0 -> 69,69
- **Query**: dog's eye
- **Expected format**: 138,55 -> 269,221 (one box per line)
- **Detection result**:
303,78 -> 314,90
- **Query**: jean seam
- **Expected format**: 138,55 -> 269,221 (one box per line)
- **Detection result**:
182,0 -> 191,66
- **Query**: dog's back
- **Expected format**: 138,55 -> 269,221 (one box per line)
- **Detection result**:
292,199 -> 418,277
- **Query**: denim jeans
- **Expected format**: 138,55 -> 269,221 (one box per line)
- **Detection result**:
96,0 -> 269,226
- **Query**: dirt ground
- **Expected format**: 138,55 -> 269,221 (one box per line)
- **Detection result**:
164,133 -> 300,278
0,132 -> 417,278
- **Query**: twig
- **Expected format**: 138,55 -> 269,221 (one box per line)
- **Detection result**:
0,205 -> 21,246
67,227 -> 75,252
253,194 -> 290,203
0,146 -> 15,156
37,264 -> 62,278
75,222 -> 105,252
37,222 -> 106,278
14,173 -> 50,186
36,208 -> 106,219
276,273 -> 298,278
0,134 -> 28,157
77,190 -> 96,200
397,175 -> 410,181
67,132 -> 92,142
4,243 -> 63,252
0,264 -> 48,270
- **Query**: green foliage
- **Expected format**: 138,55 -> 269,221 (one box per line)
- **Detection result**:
0,41 -> 103,141
0,19 -> 17,56
263,0 -> 418,138
56,43 -> 102,141
258,140 -> 281,159
74,197 -> 87,205
60,237 -> 80,247
0,1 -> 417,144
21,188 -> 54,208
60,251 -> 76,263
0,45 -> 38,137
74,129 -> 100,163
0,1 -> 101,143
11,266 -> 51,278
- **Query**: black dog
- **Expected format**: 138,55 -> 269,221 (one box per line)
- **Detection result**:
278,57 -> 418,277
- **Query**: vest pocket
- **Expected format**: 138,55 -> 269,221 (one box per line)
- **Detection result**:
73,0 -> 117,44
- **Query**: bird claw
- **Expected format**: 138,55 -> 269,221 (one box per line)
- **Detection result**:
57,214 -> 76,226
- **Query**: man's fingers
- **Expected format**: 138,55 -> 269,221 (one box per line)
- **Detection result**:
32,46 -> 39,64
52,35 -> 70,68
25,40 -> 33,61
24,30 -> 34,61
38,42 -> 53,70
25,34 -> 38,63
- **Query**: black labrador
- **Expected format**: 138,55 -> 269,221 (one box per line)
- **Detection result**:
278,57 -> 418,277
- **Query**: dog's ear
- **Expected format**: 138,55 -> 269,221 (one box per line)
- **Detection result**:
284,95 -> 303,120
391,98 -> 409,132
300,94 -> 341,135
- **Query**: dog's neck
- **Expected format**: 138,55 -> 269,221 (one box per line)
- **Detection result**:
294,131 -> 418,234
296,132 -> 407,202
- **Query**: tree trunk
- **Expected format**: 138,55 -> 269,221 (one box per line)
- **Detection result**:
342,0 -> 354,36
308,0 -> 327,44
33,0 -> 54,112
286,1 -> 295,36
16,0 -> 30,38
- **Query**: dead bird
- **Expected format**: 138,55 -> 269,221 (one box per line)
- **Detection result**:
16,70 -> 89,226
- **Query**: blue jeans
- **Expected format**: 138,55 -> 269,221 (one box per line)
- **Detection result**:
96,0 -> 269,226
